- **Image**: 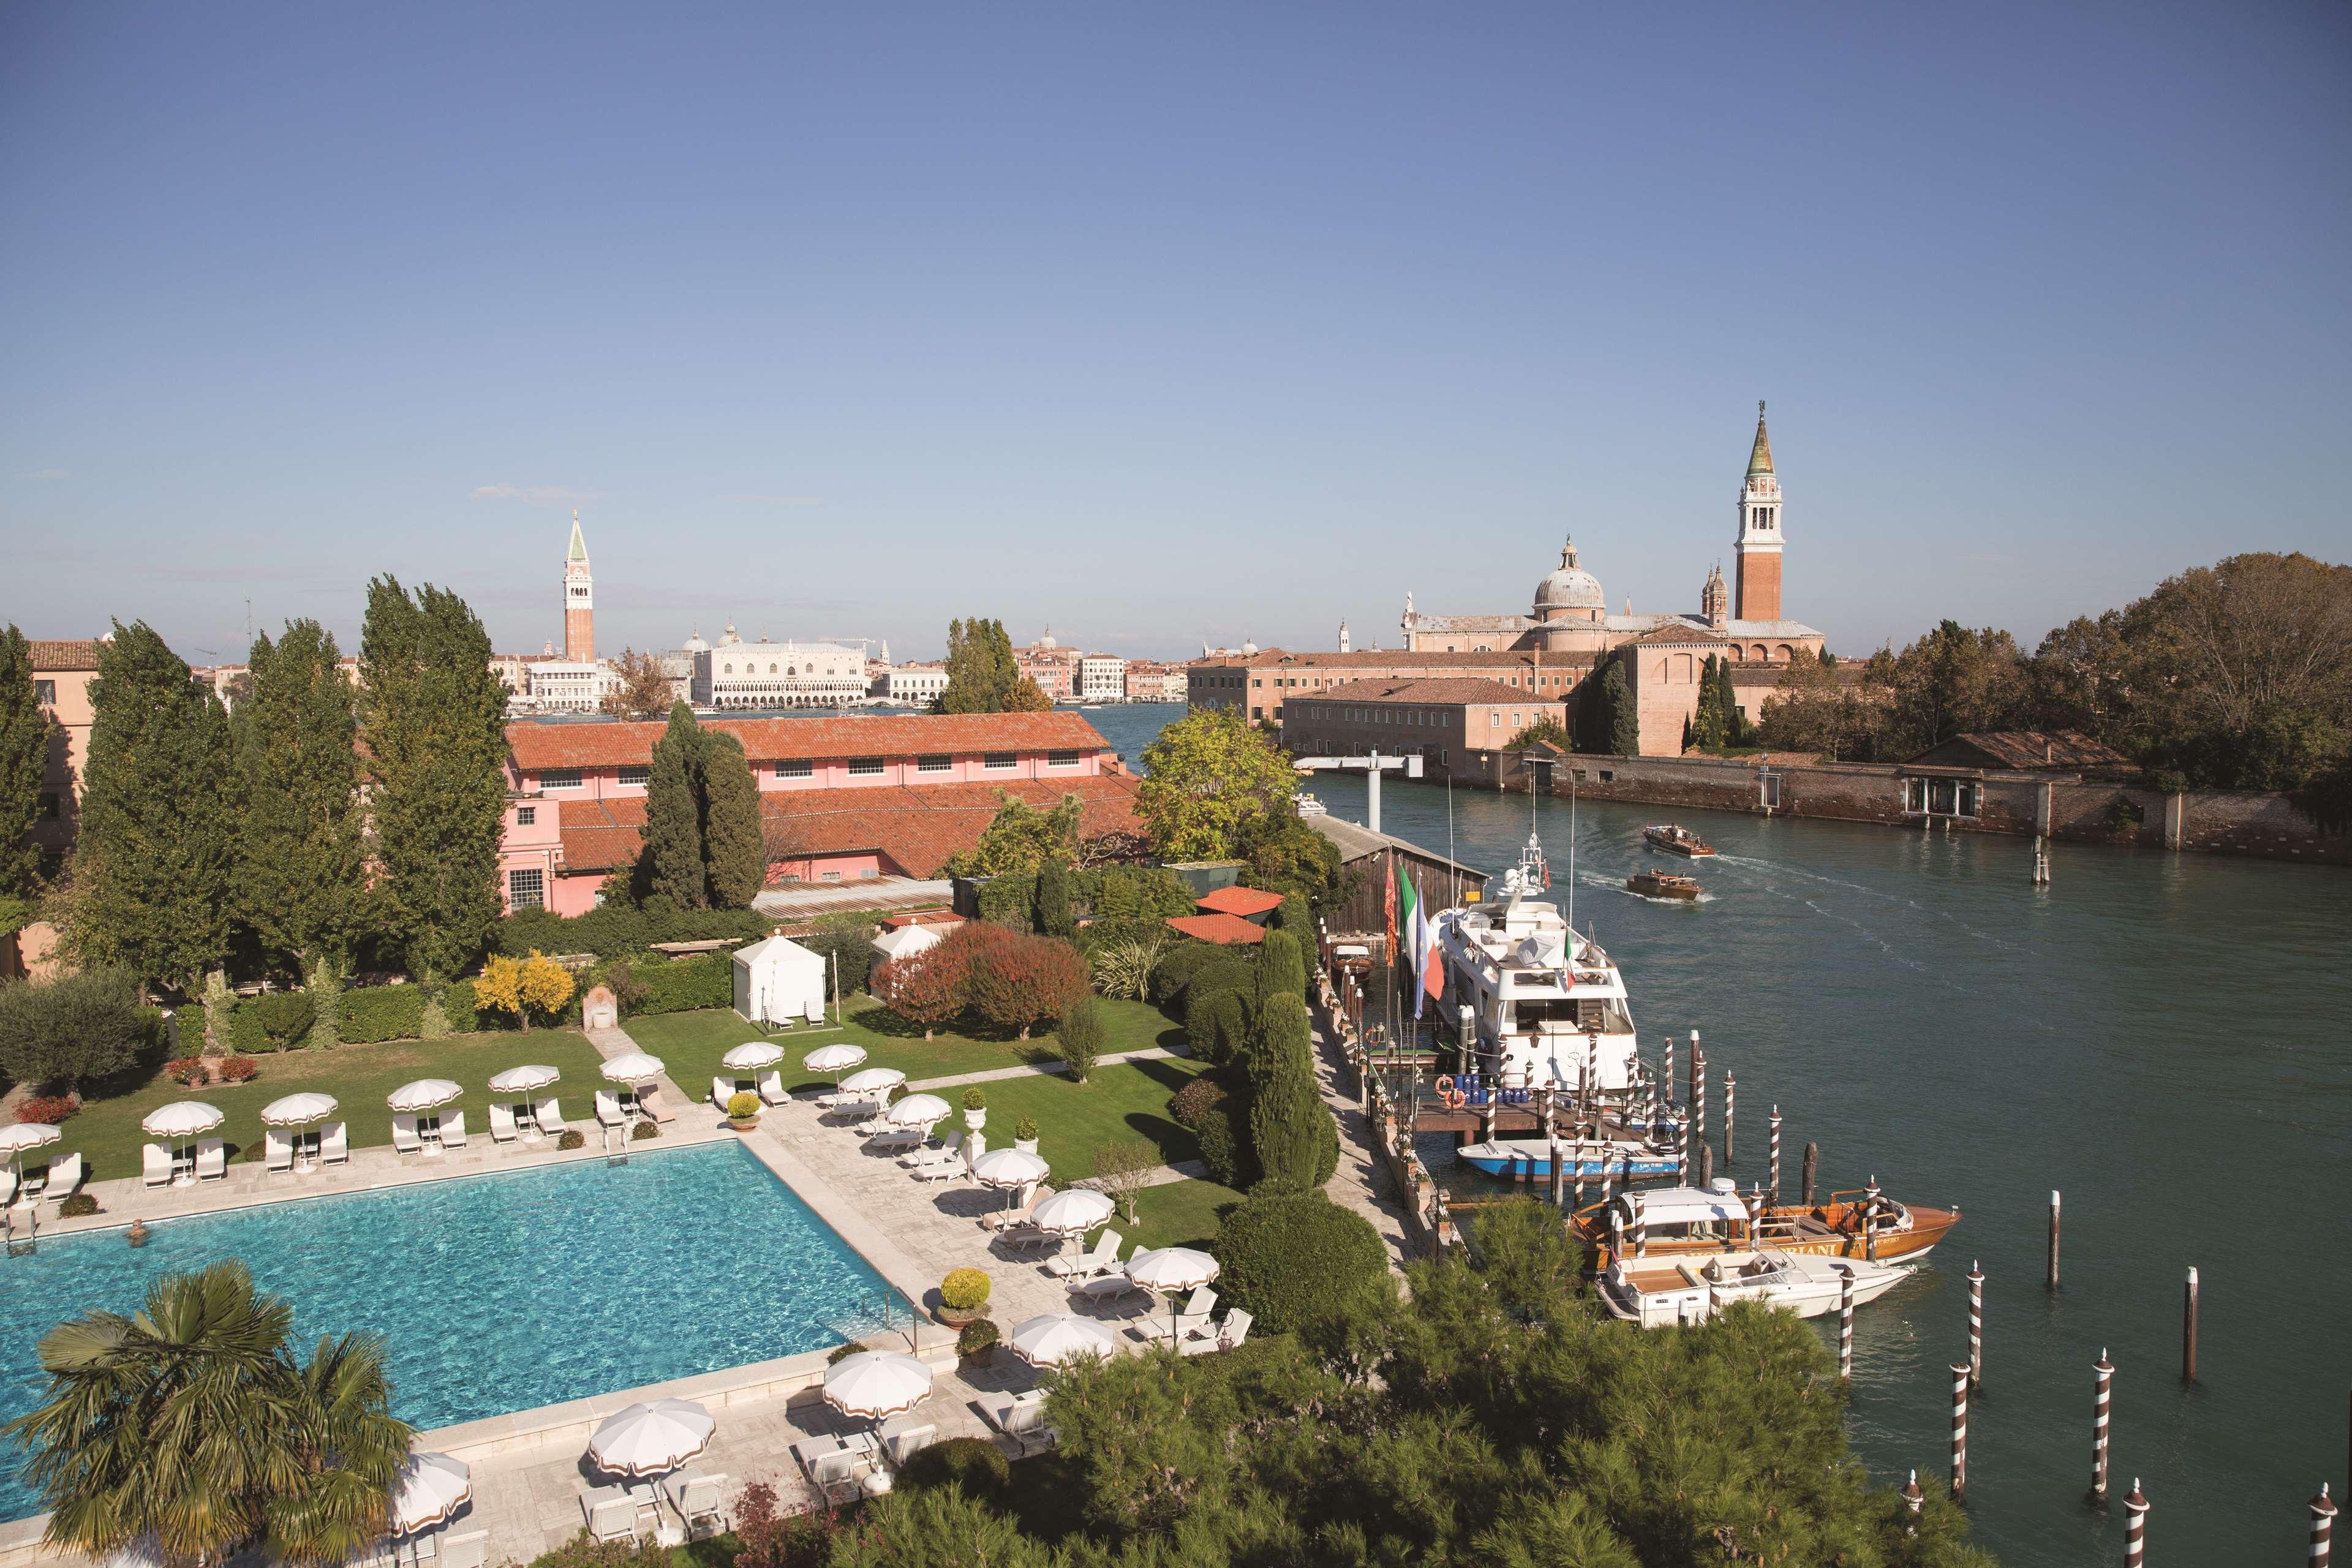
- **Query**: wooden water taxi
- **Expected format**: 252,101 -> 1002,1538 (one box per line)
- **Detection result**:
1573,1180 -> 1961,1266
1599,1247 -> 1914,1327
1642,824 -> 1716,857
1626,869 -> 1703,900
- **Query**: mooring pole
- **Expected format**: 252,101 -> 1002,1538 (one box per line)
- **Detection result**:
2122,1480 -> 2147,1566
1693,1047 -> 1708,1153
1768,1106 -> 1782,1202
1663,1036 -> 1676,1107
1802,1141 -> 1818,1206
1902,1469 -> 1923,1527
1599,1141 -> 1615,1209
1967,1261 -> 1985,1389
1632,1191 -> 1647,1258
1547,1098 -> 1566,1210
1724,1071 -> 1736,1166
2090,1349 -> 2114,1503
2181,1267 -> 2198,1383
1698,1141 -> 1714,1189
2048,1189 -> 2062,1292
2312,1485 -> 2337,1568
1950,1363 -> 1970,1502
1837,1265 -> 1854,1379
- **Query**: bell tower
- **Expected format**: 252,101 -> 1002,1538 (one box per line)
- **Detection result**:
1733,402 -> 1782,622
563,510 -> 595,662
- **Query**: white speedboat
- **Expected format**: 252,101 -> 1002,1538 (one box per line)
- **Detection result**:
1599,1246 -> 1913,1328
1455,1137 -> 1681,1180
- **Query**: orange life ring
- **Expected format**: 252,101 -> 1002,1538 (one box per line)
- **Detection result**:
1433,1074 -> 1465,1109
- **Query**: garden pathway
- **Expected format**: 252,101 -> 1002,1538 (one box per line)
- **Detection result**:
1307,1003 -> 1417,1284
902,1044 -> 1178,1093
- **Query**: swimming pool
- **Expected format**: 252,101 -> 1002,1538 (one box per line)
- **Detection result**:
0,1140 -> 890,1524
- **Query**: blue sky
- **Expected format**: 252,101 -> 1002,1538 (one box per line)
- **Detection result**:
4,3 -> 2346,665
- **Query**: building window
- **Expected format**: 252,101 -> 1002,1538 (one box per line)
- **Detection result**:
1251,707 -> 1264,721
775,759 -> 813,778
821,870 -> 842,883
848,757 -> 884,777
507,869 -> 545,910
516,806 -> 536,826
917,754 -> 952,773
33,679 -> 55,706
617,764 -> 650,786
539,769 -> 584,790
1047,749 -> 1081,767
984,752 -> 1017,770
1488,712 -> 1500,726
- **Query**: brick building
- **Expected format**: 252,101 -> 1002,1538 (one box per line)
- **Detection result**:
1189,649 -> 1589,728
1279,677 -> 1570,786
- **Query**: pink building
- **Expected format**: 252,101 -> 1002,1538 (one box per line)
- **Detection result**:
497,710 -> 1139,914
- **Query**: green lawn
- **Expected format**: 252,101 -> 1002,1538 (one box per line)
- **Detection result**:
1125,1175 -> 1246,1253
45,1032 -> 609,1188
620,995 -> 1184,1105
961,1054 -> 1208,1185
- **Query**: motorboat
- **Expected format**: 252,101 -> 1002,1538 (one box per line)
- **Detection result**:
1295,793 -> 1329,819
1642,824 -> 1716,857
1455,1137 -> 1683,1181
1573,1180 -> 1961,1266
1626,869 -> 1703,901
1599,1246 -> 1914,1327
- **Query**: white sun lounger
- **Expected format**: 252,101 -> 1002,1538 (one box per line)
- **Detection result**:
881,1425 -> 938,1469
1180,1308 -> 1254,1356
580,1488 -> 636,1544
143,1143 -> 172,1187
45,1152 -> 83,1196
805,994 -> 826,1025
1046,1229 -> 1121,1280
265,1129 -> 295,1173
437,1529 -> 488,1568
792,1444 -> 868,1507
867,1126 -> 923,1153
320,1122 -> 348,1164
662,1470 -> 728,1539
900,1130 -> 962,1167
0,1167 -> 13,1207
194,1139 -> 226,1182
489,1104 -> 518,1142
1138,1287 -> 1219,1341
392,1115 -> 423,1153
440,1111 -> 467,1149
535,1096 -> 567,1133
638,1087 -> 677,1124
594,1090 -> 625,1129
756,1069 -> 788,1106
711,1077 -> 739,1110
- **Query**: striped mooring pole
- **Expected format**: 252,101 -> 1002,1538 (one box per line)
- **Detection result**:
1572,1138 -> 1588,1209
2048,1189 -> 2062,1292
1632,1192 -> 1647,1258
2312,1483 -> 2337,1568
1694,1048 -> 1708,1152
1803,1141 -> 1819,1206
1663,1036 -> 1676,1107
1836,1264 -> 1855,1379
1547,1128 -> 1565,1208
2122,1480 -> 2148,1566
1768,1106 -> 1782,1202
1967,1261 -> 1985,1389
2181,1266 -> 2198,1382
2090,1348 -> 2114,1502
1902,1469 -> 1924,1526
1723,1072 -> 1736,1166
1950,1363 -> 1970,1502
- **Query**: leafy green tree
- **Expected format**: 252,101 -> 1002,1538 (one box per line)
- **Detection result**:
934,617 -> 1050,714
0,626 -> 52,895
1502,714 -> 1572,752
1883,619 -> 2029,756
233,623 -> 364,985
1246,992 -> 1331,1191
1033,858 -> 1075,938
829,1482 -> 1051,1568
1137,707 -> 1295,861
941,791 -> 1081,877
1054,989 -> 1104,1081
641,703 -> 709,909
5,1262 -> 411,1568
1213,1189 -> 1393,1335
699,731 -> 767,908
0,968 -> 151,1088
1243,818 -> 1341,905
74,624 -> 234,993
360,580 -> 510,980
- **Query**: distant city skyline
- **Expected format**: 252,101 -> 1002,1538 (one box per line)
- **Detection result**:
5,4 -> 2346,664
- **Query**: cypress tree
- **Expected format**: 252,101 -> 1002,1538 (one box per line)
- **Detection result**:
234,621 -> 364,983
643,702 -> 709,909
1604,660 -> 1641,756
0,626 -> 50,895
1247,992 -> 1331,1193
1256,927 -> 1305,1005
360,579 -> 510,981
75,622 -> 235,992
1713,656 -> 1747,745
1033,859 -> 1074,938
700,731 -> 767,908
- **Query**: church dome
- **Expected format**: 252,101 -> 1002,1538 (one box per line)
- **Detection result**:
1534,536 -> 1605,613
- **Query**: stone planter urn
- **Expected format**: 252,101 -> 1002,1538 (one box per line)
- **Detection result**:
1013,1137 -> 1039,1156
936,1303 -> 981,1328
729,1112 -> 760,1133
964,1109 -> 987,1132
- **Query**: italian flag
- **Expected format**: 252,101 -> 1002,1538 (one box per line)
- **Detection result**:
1399,868 -> 1447,1018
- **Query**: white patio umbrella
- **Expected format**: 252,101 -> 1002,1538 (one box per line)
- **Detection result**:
140,1101 -> 224,1138
386,1080 -> 463,1113
1008,1312 -> 1117,1370
1,1123 -> 61,1181
839,1066 -> 905,1095
822,1350 -> 934,1422
802,1043 -> 867,1077
1123,1246 -> 1222,1345
722,1041 -> 786,1071
1030,1187 -> 1115,1237
388,1451 -> 473,1534
883,1092 -> 952,1129
586,1398 -> 715,1478
259,1093 -> 339,1128
488,1064 -> 560,1094
599,1052 -> 666,1084
971,1146 -> 1051,1216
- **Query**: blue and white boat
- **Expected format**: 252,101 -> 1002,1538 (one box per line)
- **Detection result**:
1454,1138 -> 1684,1181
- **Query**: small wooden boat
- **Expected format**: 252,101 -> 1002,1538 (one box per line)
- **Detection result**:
1572,1181 -> 1962,1266
1599,1247 -> 1914,1327
1627,869 -> 1703,900
1642,824 -> 1716,858
1455,1137 -> 1683,1180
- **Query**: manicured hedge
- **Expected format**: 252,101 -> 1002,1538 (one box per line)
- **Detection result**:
796,926 -> 872,997
1212,1190 -> 1390,1334
1083,865 -> 1195,921
492,904 -> 769,960
975,873 -> 1036,930
338,986 -> 427,1044
228,1000 -> 270,1056
445,980 -> 481,1033
619,952 -> 734,1016
1169,1069 -> 1254,1189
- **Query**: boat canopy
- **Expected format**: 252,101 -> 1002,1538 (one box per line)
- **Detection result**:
1627,1186 -> 1752,1227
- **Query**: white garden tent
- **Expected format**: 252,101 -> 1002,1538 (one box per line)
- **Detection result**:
732,935 -> 827,1026
869,924 -> 946,965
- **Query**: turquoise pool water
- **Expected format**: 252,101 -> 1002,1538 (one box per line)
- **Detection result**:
0,1141 -> 889,1524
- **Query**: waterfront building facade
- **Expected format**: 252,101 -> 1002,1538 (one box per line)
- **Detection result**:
873,660 -> 950,707
1077,654 -> 1126,703
1124,660 -> 1188,702
1191,649 -> 1583,727
1014,630 -> 1080,700
1280,677 -> 1570,787
693,625 -> 869,709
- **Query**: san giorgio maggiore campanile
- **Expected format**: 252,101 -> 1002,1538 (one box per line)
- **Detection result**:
1733,401 -> 1783,622
563,510 -> 594,662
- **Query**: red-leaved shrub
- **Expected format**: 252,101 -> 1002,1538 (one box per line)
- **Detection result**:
967,929 -> 1088,1040
870,930 -> 974,1040
219,1057 -> 259,1084
15,1095 -> 77,1125
165,1057 -> 209,1087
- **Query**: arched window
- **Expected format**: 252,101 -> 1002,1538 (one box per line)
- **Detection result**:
1775,644 -> 1795,662
1726,645 -> 1744,662
723,663 -> 733,674
1752,644 -> 1768,662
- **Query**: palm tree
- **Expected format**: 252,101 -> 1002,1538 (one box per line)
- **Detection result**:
5,1262 -> 412,1568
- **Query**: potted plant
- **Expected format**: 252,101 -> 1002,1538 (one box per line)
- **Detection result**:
726,1090 -> 761,1132
957,1318 -> 1000,1365
936,1267 -> 991,1327
962,1088 -> 987,1131
1012,1117 -> 1040,1156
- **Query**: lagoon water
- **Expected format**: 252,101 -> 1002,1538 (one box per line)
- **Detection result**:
1094,706 -> 2351,1563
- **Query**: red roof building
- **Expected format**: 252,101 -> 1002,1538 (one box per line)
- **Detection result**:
1164,912 -> 1268,946
1193,886 -> 1284,922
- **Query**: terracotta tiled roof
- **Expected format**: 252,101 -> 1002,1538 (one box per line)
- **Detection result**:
508,711 -> 1115,772
555,774 -> 1145,879
1196,649 -> 1549,671
28,639 -> 103,671
1195,886 -> 1284,918
1165,912 -> 1267,946
1311,677 -> 1553,705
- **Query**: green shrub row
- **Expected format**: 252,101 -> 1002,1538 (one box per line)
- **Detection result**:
337,986 -> 426,1044
616,952 -> 733,1016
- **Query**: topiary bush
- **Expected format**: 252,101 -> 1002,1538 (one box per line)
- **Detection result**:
1055,993 -> 1104,1082
337,986 -> 426,1044
217,1056 -> 258,1084
228,1000 -> 270,1057
1148,941 -> 1224,1011
59,1192 -> 99,1218
630,1119 -> 659,1140
895,1436 -> 1010,1499
956,1318 -> 1000,1360
939,1267 -> 991,1312
726,1091 -> 760,1120
253,991 -> 318,1050
0,968 -> 154,1089
443,980 -> 481,1033
557,1129 -> 584,1150
1213,1189 -> 1392,1335
1168,1069 -> 1254,1189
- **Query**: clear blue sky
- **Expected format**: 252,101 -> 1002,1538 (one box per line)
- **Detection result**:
4,2 -> 2346,664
